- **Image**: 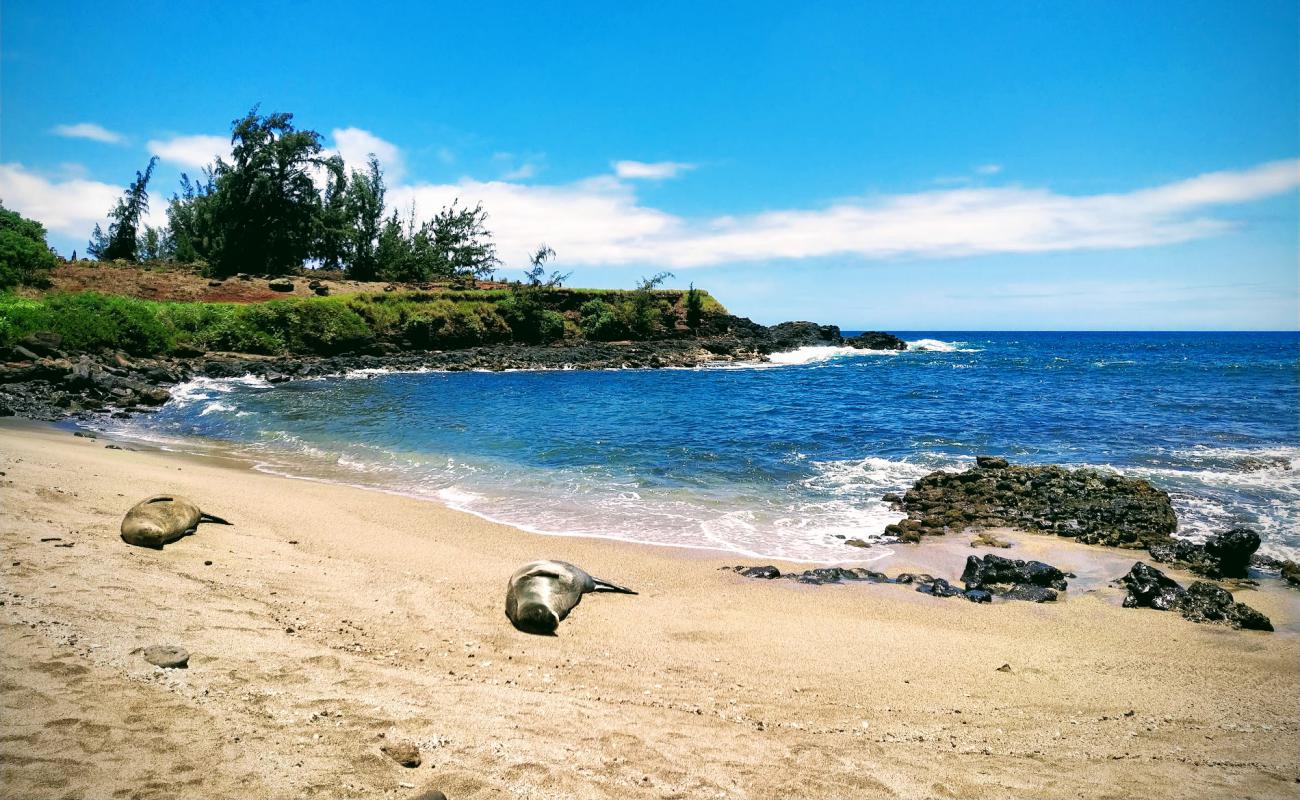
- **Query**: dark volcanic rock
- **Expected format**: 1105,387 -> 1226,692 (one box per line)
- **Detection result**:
1149,527 -> 1261,579
998,585 -> 1058,603
735,565 -> 781,579
961,554 -> 1070,591
1117,562 -> 1185,610
1203,528 -> 1261,577
268,278 -> 295,292
895,459 -> 1177,548
1114,562 -> 1272,631
914,577 -> 964,598
1176,581 -> 1273,631
767,321 -> 842,350
845,331 -> 907,351
1282,560 -> 1300,587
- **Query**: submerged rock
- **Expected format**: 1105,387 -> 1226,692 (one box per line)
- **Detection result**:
891,459 -> 1177,548
1114,562 -> 1272,631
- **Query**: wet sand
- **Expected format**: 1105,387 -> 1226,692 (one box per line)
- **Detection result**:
2,420 -> 1297,799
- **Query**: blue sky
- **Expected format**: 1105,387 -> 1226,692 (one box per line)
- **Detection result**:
2,0 -> 1296,329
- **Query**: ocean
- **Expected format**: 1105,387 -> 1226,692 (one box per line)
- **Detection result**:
96,332 -> 1300,563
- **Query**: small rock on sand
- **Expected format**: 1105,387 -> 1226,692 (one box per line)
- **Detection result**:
381,741 -> 422,768
142,645 -> 190,668
411,790 -> 447,800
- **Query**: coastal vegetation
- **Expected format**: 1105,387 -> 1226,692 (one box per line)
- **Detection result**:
0,284 -> 727,357
0,203 -> 57,290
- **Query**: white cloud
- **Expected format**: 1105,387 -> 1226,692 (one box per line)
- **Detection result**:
390,176 -> 675,265
974,163 -> 1003,175
147,134 -> 230,170
613,160 -> 694,180
0,163 -> 168,240
329,127 -> 405,183
51,123 -> 124,144
388,158 -> 1300,268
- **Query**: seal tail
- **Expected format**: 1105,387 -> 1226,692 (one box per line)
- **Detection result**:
590,576 -> 637,595
199,512 -> 233,526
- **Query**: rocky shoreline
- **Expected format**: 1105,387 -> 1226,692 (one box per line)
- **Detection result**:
0,318 -> 906,421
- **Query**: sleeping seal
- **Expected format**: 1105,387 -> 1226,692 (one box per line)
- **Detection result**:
505,560 -> 636,634
120,495 -> 231,549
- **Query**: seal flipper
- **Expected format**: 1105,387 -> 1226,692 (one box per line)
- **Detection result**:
589,576 -> 637,595
199,512 -> 232,526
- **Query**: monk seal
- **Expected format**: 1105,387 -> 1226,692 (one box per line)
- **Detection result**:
120,495 -> 231,549
505,560 -> 636,634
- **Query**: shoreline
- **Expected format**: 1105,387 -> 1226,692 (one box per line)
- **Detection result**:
2,421 -> 1298,798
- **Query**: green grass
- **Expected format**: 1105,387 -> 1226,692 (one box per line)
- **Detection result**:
0,285 -> 729,357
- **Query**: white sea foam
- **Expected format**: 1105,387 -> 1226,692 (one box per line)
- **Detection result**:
905,338 -> 981,353
767,345 -> 885,365
198,401 -> 234,416
167,375 -> 272,408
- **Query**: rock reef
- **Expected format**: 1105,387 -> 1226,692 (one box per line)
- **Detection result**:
0,319 -> 907,421
886,456 -> 1178,549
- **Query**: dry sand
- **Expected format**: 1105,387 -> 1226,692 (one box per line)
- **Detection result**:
1,421 -> 1297,799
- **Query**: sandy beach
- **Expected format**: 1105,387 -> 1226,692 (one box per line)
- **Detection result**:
2,421 -> 1297,799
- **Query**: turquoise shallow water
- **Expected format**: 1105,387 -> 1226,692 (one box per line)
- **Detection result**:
98,332 -> 1300,563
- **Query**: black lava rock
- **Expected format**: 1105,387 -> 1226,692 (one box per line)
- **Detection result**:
1117,561 -> 1186,610
895,460 -> 1177,548
1203,528 -> 1261,577
1114,562 -> 1272,631
961,554 -> 1070,591
1150,528 -> 1261,579
915,577 -> 964,598
999,585 -> 1058,603
1174,581 -> 1273,631
844,331 -> 908,351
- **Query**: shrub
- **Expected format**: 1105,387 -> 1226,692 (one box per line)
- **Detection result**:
579,299 -> 628,341
39,293 -> 174,354
0,204 -> 57,289
498,289 -> 565,344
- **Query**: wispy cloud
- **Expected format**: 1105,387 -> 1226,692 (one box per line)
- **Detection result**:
147,134 -> 230,170
393,158 -> 1300,268
613,160 -> 694,180
51,122 -> 124,144
329,127 -> 405,183
492,152 -> 544,181
0,163 -> 167,241
974,163 -> 1002,175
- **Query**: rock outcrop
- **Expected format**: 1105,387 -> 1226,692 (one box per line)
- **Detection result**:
1115,562 -> 1272,631
887,458 -> 1177,549
844,331 -> 908,351
1148,527 -> 1261,578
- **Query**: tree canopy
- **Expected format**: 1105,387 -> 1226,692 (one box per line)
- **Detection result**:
90,107 -> 503,284
0,202 -> 57,288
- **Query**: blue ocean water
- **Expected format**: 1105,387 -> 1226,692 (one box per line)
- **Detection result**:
99,333 -> 1300,563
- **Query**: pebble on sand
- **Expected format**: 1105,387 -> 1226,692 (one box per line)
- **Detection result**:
381,741 -> 422,768
142,645 -> 190,669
